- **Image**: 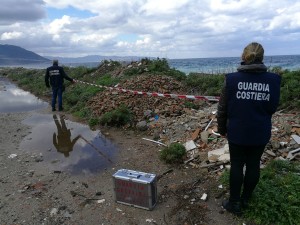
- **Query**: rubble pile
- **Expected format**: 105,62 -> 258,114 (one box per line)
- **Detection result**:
86,63 -> 300,170
90,61 -> 124,78
91,60 -> 158,78
182,109 -> 300,170
87,74 -> 208,123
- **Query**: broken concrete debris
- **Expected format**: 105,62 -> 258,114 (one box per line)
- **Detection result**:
183,140 -> 197,151
200,193 -> 208,201
8,153 -> 17,159
291,134 -> 300,144
207,144 -> 230,163
86,63 -> 299,171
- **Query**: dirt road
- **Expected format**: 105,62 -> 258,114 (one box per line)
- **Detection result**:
0,107 -> 240,225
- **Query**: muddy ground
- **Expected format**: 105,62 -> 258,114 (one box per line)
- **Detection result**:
0,104 -> 246,225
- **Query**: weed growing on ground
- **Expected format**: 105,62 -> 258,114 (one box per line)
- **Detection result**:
99,105 -> 133,126
184,101 -> 200,110
88,117 -> 100,127
160,142 -> 186,164
220,160 -> 300,225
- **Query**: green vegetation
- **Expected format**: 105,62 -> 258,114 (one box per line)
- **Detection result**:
99,105 -> 133,126
160,142 -> 186,164
185,73 -> 224,96
6,68 -> 46,95
220,160 -> 300,225
123,58 -> 186,81
1,60 -> 299,127
279,70 -> 300,109
183,101 -> 200,110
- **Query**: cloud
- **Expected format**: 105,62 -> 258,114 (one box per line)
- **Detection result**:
1,31 -> 23,40
0,0 -> 46,25
1,0 -> 300,58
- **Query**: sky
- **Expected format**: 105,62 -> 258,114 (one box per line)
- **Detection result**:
1,0 -> 300,59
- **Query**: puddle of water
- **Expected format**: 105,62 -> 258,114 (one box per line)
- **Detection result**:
20,113 -> 118,175
0,77 -> 48,113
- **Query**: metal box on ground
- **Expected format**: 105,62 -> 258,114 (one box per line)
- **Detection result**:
112,169 -> 157,210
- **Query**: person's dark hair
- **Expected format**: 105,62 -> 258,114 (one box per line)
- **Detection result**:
53,59 -> 59,66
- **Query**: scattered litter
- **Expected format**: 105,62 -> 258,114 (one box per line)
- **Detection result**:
287,148 -> 300,161
280,142 -> 288,147
146,219 -> 156,223
97,199 -> 106,204
50,208 -> 58,217
200,131 -> 209,143
212,130 -> 221,136
142,138 -> 167,146
266,150 -> 276,157
205,119 -> 213,131
208,144 -> 230,163
64,211 -> 72,218
218,185 -> 223,189
200,193 -> 208,201
184,140 -> 197,151
8,154 -> 17,159
191,128 -> 200,140
291,134 -> 300,144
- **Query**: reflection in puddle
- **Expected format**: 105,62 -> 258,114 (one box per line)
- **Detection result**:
20,113 -> 118,175
0,77 -> 48,113
53,114 -> 81,157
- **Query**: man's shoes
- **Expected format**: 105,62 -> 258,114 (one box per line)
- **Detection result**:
222,199 -> 242,216
52,108 -> 56,111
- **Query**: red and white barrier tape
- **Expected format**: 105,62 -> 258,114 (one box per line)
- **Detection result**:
74,79 -> 220,102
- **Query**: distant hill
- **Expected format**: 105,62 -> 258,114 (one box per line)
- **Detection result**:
0,44 -> 50,65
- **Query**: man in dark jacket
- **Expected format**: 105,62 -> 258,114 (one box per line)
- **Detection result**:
217,42 -> 281,215
45,60 -> 75,111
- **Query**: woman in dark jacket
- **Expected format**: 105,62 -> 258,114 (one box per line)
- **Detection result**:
217,42 -> 281,215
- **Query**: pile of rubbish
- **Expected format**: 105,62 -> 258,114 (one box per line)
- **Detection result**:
87,74 -> 207,123
86,61 -> 300,170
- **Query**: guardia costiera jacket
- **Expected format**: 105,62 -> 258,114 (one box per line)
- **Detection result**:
217,63 -> 281,146
45,65 -> 73,88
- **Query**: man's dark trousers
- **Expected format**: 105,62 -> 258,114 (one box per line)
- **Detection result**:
52,86 -> 63,110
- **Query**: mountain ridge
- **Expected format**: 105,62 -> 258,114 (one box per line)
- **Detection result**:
0,44 -> 153,66
0,44 -> 50,65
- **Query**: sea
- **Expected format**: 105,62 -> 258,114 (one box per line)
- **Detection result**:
2,55 -> 300,75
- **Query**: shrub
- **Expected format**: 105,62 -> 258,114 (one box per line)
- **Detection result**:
268,66 -> 288,75
160,142 -> 186,164
279,70 -> 300,109
148,58 -> 170,72
96,74 -> 120,86
123,67 -> 141,77
99,105 -> 133,126
165,68 -> 186,81
88,117 -> 100,127
185,73 -> 224,95
184,101 -> 200,110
